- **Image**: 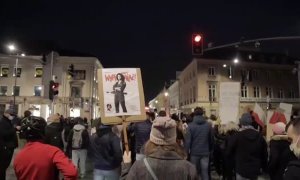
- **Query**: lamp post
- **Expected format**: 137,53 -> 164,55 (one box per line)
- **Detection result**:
7,44 -> 25,114
164,91 -> 169,116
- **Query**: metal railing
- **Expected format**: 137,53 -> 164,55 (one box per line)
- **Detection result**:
240,97 -> 300,103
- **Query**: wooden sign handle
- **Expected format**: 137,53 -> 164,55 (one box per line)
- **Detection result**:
122,116 -> 129,154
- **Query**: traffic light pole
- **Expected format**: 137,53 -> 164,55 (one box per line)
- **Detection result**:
13,56 -> 18,114
203,36 -> 300,52
50,52 -> 54,116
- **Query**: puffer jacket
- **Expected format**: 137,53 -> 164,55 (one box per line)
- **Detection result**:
124,147 -> 198,180
184,115 -> 213,156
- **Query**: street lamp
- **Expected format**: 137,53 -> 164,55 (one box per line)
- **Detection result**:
233,58 -> 239,64
7,43 -> 24,115
8,44 -> 16,51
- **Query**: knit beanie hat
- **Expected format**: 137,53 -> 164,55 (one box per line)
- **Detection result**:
272,122 -> 286,135
150,116 -> 177,145
239,113 -> 253,126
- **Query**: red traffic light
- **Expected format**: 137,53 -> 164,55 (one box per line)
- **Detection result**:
52,83 -> 59,90
194,35 -> 202,42
192,33 -> 203,55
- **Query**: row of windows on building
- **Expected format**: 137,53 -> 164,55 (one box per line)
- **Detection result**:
0,85 -> 43,96
0,66 -> 87,80
180,85 -> 297,106
183,66 -> 291,84
0,67 -> 43,78
242,86 -> 296,99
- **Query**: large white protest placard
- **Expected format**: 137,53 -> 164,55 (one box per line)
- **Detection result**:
219,82 -> 240,124
98,68 -> 146,124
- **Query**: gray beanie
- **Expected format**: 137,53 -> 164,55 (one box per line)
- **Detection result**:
239,113 -> 253,126
150,116 -> 177,145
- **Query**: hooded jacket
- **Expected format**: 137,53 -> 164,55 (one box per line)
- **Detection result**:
67,124 -> 89,150
226,127 -> 268,179
184,115 -> 213,156
90,125 -> 122,170
268,135 -> 296,180
284,159 -> 300,180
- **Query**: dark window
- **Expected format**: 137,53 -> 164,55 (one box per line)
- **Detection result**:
0,86 -> 8,96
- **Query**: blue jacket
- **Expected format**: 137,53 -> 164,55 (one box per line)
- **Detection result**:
90,126 -> 122,170
129,119 -> 152,153
184,115 -> 213,156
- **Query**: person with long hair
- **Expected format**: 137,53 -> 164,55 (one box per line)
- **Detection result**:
122,111 -> 198,180
113,73 -> 127,113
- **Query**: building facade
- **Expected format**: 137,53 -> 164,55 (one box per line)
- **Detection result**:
178,58 -> 299,117
0,52 -> 102,120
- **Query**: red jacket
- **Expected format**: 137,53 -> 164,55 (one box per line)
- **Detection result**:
14,141 -> 77,180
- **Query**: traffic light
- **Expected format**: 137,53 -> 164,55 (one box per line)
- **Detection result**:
68,64 -> 74,78
192,33 -> 203,55
49,80 -> 59,101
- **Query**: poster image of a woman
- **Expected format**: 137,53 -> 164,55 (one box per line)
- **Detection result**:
113,73 -> 127,113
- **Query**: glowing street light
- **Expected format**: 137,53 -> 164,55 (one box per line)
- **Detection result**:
223,64 -> 227,68
164,92 -> 169,97
8,44 -> 16,52
233,58 -> 239,64
21,53 -> 25,57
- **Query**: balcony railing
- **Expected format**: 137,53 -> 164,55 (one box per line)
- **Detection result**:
240,97 -> 300,103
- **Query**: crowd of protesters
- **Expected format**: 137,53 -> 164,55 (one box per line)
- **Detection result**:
1,107 -> 300,180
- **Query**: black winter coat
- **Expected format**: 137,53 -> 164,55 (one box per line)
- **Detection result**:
45,122 -> 64,150
268,135 -> 296,180
0,116 -> 18,150
90,126 -> 122,170
284,160 -> 300,180
226,128 -> 268,179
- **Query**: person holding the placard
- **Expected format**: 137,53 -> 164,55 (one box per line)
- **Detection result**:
113,73 -> 127,113
90,124 -> 122,180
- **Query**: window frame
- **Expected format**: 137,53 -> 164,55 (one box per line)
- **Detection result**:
208,67 -> 216,76
241,85 -> 248,98
208,84 -> 217,101
253,86 -> 260,98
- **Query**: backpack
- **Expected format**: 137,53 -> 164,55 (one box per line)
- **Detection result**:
72,129 -> 84,149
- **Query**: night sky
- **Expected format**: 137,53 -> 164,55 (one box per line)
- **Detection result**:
1,0 -> 300,102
